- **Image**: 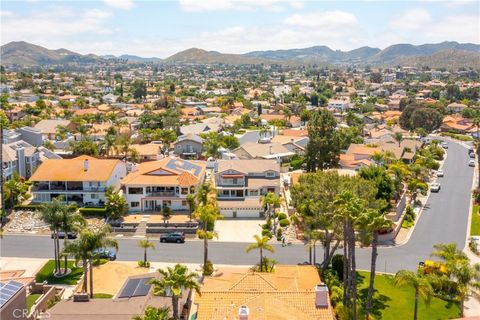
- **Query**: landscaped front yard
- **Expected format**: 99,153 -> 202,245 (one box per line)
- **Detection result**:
470,205 -> 480,236
35,260 -> 83,285
26,293 -> 42,313
358,271 -> 460,320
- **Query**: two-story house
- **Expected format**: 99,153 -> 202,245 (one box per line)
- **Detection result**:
173,134 -> 204,159
121,157 -> 206,212
214,160 -> 280,218
30,156 -> 127,205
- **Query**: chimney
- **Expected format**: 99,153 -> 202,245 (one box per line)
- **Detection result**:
315,283 -> 329,308
83,159 -> 89,172
238,305 -> 249,320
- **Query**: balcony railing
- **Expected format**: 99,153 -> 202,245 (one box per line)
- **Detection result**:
147,191 -> 177,197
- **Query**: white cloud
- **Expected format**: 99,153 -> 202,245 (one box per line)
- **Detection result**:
390,8 -> 431,30
284,10 -> 358,28
103,0 -> 135,10
179,0 -> 288,12
0,10 -> 14,17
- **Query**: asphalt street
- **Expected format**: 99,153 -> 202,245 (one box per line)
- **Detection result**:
1,139 -> 474,273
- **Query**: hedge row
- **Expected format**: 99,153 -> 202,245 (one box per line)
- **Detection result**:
79,207 -> 108,217
13,204 -> 42,211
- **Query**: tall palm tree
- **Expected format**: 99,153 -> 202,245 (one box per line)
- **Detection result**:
186,194 -> 196,222
245,235 -> 275,272
138,239 -> 155,264
4,172 -> 30,209
63,225 -> 118,298
133,306 -> 170,320
430,243 -> 468,267
196,183 -> 214,206
38,198 -> 65,275
149,264 -> 200,320
356,209 -> 392,320
193,204 -> 222,274
102,134 -> 116,157
59,205 -> 85,275
394,270 -> 433,320
450,261 -> 480,317
261,192 -> 280,220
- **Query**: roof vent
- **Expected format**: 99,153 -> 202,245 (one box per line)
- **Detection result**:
238,305 -> 249,320
84,159 -> 89,171
315,283 -> 329,308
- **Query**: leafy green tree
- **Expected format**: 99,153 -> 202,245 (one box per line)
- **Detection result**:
394,270 -> 433,320
221,135 -> 239,150
245,235 -> 275,272
399,105 -> 443,133
358,166 -> 394,211
132,80 -> 147,101
69,139 -> 99,156
149,264 -> 200,320
305,109 -> 341,171
203,132 -> 224,159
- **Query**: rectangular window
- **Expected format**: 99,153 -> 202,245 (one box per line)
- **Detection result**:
128,187 -> 143,194
182,201 -> 187,206
163,200 -> 172,207
91,194 -> 98,199
265,171 -> 275,177
131,201 -> 140,208
181,187 -> 188,195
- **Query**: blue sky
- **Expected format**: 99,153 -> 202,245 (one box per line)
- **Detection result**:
1,0 -> 479,57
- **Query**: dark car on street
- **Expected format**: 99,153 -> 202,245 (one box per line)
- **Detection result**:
51,231 -> 77,239
92,248 -> 117,260
160,232 -> 185,243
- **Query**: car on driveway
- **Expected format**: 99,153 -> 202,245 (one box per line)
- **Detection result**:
93,248 -> 117,260
160,232 -> 185,243
430,182 -> 441,192
469,159 -> 476,167
436,170 -> 444,177
51,231 -> 77,239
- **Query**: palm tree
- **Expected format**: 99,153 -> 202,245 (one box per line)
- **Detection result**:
394,132 -> 403,147
63,225 -> 118,298
193,204 -> 222,274
356,209 -> 392,320
138,239 -> 156,264
394,270 -> 433,320
196,183 -> 214,206
261,192 -> 280,220
245,235 -> 275,272
38,198 -> 65,275
102,134 -> 116,157
186,194 -> 196,222
59,205 -> 85,275
133,306 -> 171,320
430,243 -> 467,269
451,261 -> 480,317
4,172 -> 30,209
149,264 -> 200,320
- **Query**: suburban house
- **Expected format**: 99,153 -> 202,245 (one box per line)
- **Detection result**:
30,156 -> 127,205
441,116 -> 477,134
33,119 -> 74,141
173,133 -> 204,159
232,142 -> 295,162
447,102 -> 468,114
121,157 -> 206,212
192,265 -> 335,320
214,159 -> 280,217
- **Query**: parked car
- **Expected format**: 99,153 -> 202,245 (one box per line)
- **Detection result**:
51,231 -> 77,239
470,152 -> 476,159
92,248 -> 117,260
436,170 -> 444,177
430,182 -> 441,192
441,142 -> 448,149
469,159 -> 476,167
160,232 -> 185,243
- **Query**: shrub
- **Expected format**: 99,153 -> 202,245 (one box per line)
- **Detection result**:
261,229 -> 272,239
402,206 -> 416,228
473,188 -> 480,204
276,228 -> 283,241
331,254 -> 345,281
279,218 -> 290,227
79,207 -> 107,217
137,260 -> 150,268
261,223 -> 270,230
203,260 -> 214,276
277,213 -> 288,220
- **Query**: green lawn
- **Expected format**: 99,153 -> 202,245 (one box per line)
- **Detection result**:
35,260 -> 83,285
93,293 -> 113,299
358,271 -> 460,320
26,293 -> 42,313
471,205 -> 480,236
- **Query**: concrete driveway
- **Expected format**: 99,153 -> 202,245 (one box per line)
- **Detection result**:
214,219 -> 264,242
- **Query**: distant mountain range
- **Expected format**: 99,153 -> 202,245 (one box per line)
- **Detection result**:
1,40 -> 479,69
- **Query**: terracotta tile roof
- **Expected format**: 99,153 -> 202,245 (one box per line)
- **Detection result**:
121,157 -> 206,186
282,129 -> 308,137
30,156 -> 123,182
195,265 -> 334,320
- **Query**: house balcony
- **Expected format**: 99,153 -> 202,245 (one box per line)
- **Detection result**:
147,191 -> 178,197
